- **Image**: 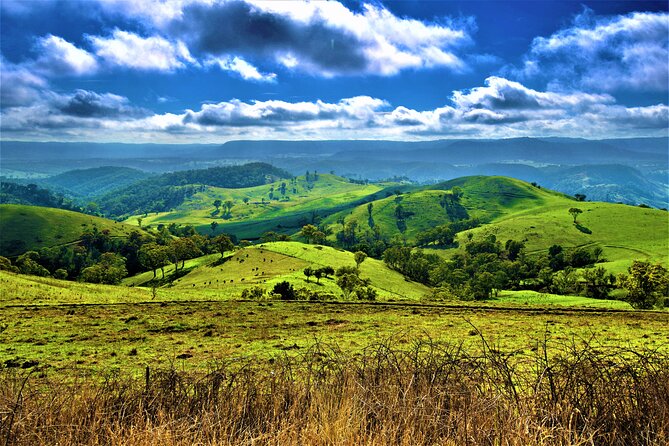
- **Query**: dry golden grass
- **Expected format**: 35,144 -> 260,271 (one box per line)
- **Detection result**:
2,335 -> 668,446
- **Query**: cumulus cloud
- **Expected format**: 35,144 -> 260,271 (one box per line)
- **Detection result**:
34,35 -> 98,76
99,0 -> 472,77
1,77 -> 666,141
183,96 -> 387,127
206,56 -> 276,82
0,59 -> 48,108
89,29 -> 195,71
52,89 -> 150,118
516,9 -> 669,92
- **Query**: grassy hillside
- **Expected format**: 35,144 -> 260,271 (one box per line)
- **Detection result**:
41,166 -> 151,198
322,176 -> 562,243
126,174 -> 391,239
0,204 -> 141,256
458,200 -> 669,274
98,163 -> 292,217
168,241 -> 432,301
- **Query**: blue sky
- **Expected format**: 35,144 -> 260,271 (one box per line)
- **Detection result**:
1,0 -> 667,142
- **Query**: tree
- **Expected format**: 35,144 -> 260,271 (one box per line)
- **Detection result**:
582,267 -> 615,299
224,200 -> 234,216
139,243 -> 170,278
574,194 -> 586,202
80,253 -> 127,284
243,197 -> 250,205
300,224 -> 321,244
569,207 -> 583,223
319,266 -> 334,278
170,237 -> 202,270
273,281 -> 296,300
137,216 -> 143,228
16,251 -> 50,277
354,251 -> 367,270
213,199 -> 222,212
212,234 -> 234,258
304,266 -> 313,282
0,256 -> 19,273
313,268 -> 323,284
617,261 -> 669,309
210,221 -> 218,234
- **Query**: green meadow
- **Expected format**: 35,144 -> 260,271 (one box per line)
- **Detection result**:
1,269 -> 667,377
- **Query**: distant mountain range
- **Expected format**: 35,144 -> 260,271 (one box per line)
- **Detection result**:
1,137 -> 667,208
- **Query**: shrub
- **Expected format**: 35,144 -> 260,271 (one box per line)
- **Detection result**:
272,281 -> 296,300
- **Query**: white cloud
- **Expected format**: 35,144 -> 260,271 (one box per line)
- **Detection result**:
95,0 -> 472,77
206,56 -> 276,82
1,77 -> 666,142
0,58 -> 48,107
34,35 -> 98,76
183,96 -> 388,127
517,10 -> 669,92
89,29 -> 195,71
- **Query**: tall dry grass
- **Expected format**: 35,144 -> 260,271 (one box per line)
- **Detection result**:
2,334 -> 668,445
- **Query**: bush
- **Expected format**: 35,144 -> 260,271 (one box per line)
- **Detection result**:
241,286 -> 265,300
272,281 -> 296,300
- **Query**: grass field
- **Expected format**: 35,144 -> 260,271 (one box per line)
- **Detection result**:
0,204 -> 142,257
1,268 -> 666,377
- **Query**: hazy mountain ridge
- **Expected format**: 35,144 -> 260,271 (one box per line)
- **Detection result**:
1,138 -> 666,208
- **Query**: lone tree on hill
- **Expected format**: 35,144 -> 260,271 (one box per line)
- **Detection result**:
569,207 -> 583,223
212,234 -> 234,258
304,267 -> 313,282
224,200 -> 234,216
210,221 -> 218,234
213,199 -> 222,212
354,251 -> 367,270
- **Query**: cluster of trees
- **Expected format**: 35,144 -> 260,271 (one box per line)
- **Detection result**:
0,226 -> 234,285
303,266 -> 334,283
384,235 -> 608,301
416,218 -> 480,247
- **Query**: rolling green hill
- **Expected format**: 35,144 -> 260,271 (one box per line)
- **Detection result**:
130,241 -> 431,301
321,176 -> 564,243
0,204 -> 142,257
125,174 -> 394,239
457,200 -> 669,274
98,163 -> 292,218
41,166 -> 151,198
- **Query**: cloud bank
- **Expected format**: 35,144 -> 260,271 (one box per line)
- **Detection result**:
516,9 -> 669,92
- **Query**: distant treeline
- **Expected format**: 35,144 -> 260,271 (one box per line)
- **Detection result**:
0,182 -> 81,212
97,163 -> 292,217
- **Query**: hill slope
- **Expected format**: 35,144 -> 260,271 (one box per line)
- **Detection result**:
41,166 -> 151,198
166,242 -> 431,301
459,200 -> 669,274
322,176 -> 562,243
98,163 -> 292,218
0,204 -> 141,257
124,173 -> 393,239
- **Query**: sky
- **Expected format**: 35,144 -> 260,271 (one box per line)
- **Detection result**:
1,0 -> 667,143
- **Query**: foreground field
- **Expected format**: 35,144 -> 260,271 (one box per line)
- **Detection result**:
3,327 -> 668,446
2,267 -> 669,445
1,270 -> 666,376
